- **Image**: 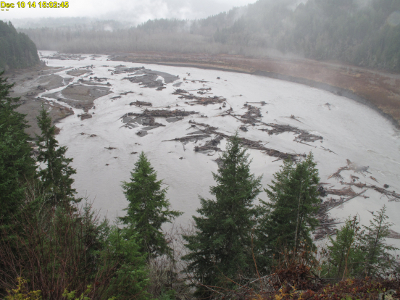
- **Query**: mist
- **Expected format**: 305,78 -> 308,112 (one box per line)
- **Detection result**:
6,0 -> 259,25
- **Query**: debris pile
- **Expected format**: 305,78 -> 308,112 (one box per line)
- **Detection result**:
221,106 -> 322,144
173,89 -> 225,105
245,101 -> 267,106
241,105 -> 262,123
77,78 -> 109,86
328,160 -> 370,180
120,91 -> 134,95
121,109 -> 198,136
112,66 -> 144,74
235,136 -> 305,161
328,166 -> 348,180
341,181 -> 400,202
388,230 -> 400,239
78,113 -> 92,120
164,134 -> 211,144
130,100 -> 152,107
188,121 -> 218,134
197,87 -> 212,94
89,76 -> 108,83
194,135 -> 223,153
324,186 -> 357,197
260,123 -> 323,143
123,75 -> 165,89
164,121 -> 304,161
125,109 -> 198,118
122,68 -> 179,89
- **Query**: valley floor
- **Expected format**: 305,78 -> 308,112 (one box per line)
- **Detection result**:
5,51 -> 400,258
111,52 -> 400,129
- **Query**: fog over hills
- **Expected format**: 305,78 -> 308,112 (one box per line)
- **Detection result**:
6,0 -> 260,25
10,0 -> 400,72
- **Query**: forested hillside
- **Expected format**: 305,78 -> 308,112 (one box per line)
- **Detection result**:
0,21 -> 40,71
210,0 -> 400,71
18,0 -> 400,72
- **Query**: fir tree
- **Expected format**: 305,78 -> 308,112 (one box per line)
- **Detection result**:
360,205 -> 399,277
322,216 -> 364,279
0,71 -> 36,229
35,107 -> 77,207
104,224 -> 150,300
182,133 -> 262,297
258,153 -> 320,266
120,151 -> 182,259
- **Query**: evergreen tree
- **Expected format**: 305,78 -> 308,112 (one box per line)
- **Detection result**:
322,216 -> 364,279
0,72 -> 36,229
360,205 -> 399,277
258,153 -> 320,266
120,151 -> 182,259
182,133 -> 262,297
35,107 -> 77,207
0,21 -> 39,71
103,225 -> 150,300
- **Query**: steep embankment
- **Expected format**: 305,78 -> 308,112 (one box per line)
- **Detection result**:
0,21 -> 40,71
111,52 -> 400,128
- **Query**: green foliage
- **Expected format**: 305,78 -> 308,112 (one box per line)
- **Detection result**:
183,133 -> 262,297
5,278 -> 41,300
102,225 -> 150,300
0,72 -> 36,230
35,107 -> 78,207
120,151 -> 182,259
157,289 -> 176,300
359,205 -> 399,277
62,285 -> 116,300
0,199 -> 148,299
322,216 -> 364,279
321,206 -> 398,280
0,21 -> 39,71
258,153 -> 320,267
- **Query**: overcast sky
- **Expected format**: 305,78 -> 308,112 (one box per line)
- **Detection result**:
3,0 -> 258,24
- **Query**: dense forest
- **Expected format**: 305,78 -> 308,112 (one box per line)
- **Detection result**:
1,71 -> 399,299
18,0 -> 400,71
0,21 -> 40,71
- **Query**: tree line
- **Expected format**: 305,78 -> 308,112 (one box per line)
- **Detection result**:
1,71 -> 399,299
17,0 -> 400,72
0,21 -> 39,71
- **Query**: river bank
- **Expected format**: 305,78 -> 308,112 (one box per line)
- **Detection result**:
6,65 -> 73,137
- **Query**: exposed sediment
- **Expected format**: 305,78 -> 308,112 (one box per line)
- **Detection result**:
111,52 -> 400,129
164,121 -> 304,161
43,84 -> 111,112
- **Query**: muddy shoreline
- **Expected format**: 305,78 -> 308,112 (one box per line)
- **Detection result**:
111,53 -> 400,130
6,65 -> 74,137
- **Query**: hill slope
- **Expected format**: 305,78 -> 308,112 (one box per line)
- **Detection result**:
18,0 -> 400,72
0,21 -> 40,71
